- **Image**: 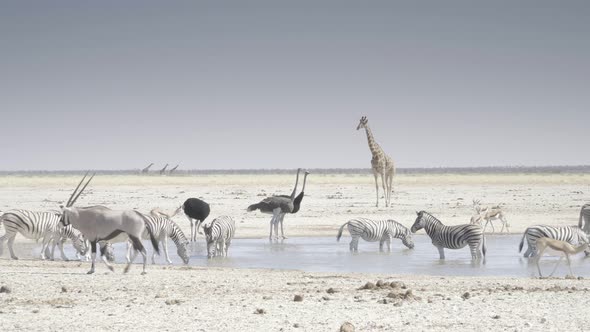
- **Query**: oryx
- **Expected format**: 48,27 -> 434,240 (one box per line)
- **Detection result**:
60,175 -> 160,274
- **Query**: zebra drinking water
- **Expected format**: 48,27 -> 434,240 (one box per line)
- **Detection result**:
50,224 -> 88,261
127,214 -> 190,264
336,218 -> 414,252
411,211 -> 486,260
519,225 -> 590,257
202,216 -> 235,258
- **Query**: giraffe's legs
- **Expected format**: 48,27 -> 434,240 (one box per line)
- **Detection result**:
373,171 -> 379,207
380,171 -> 387,207
386,169 -> 394,207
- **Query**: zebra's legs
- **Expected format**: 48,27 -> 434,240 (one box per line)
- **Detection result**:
7,235 -> 18,260
225,239 -> 231,257
469,244 -> 479,260
162,234 -> 172,264
100,243 -> 115,272
350,236 -> 359,252
437,246 -> 445,259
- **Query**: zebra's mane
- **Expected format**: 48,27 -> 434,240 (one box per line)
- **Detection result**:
168,220 -> 188,246
420,211 -> 442,224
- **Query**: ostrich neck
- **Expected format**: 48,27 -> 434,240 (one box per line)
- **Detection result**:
290,169 -> 301,199
364,126 -> 383,157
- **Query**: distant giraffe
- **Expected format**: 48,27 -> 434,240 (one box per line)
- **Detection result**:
141,163 -> 154,174
169,164 -> 179,174
159,164 -> 169,175
356,116 -> 395,207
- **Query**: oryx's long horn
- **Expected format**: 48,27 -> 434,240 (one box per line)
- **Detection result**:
69,172 -> 95,207
66,171 -> 89,207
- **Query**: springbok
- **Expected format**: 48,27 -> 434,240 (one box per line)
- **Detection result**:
59,177 -> 160,274
472,199 -> 509,233
535,237 -> 589,277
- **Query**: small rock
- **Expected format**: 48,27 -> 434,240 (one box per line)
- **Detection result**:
327,288 -> 338,294
322,296 -> 330,301
61,286 -> 68,293
32,309 -> 39,314
524,322 -> 532,328
340,322 -> 355,332
492,315 -> 500,319
293,323 -> 300,328
376,280 -> 385,287
254,308 -> 266,315
0,286 -> 11,294
360,282 -> 376,290
293,295 -> 304,302
165,299 -> 183,305
540,318 -> 547,324
461,292 -> 471,300
262,296 -> 272,300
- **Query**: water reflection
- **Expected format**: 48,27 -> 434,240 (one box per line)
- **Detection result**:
62,235 -> 590,277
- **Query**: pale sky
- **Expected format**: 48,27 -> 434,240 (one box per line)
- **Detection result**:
1,1 -> 588,170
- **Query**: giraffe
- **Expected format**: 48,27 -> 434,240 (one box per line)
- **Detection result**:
141,163 -> 154,174
356,116 -> 395,207
159,164 -> 169,175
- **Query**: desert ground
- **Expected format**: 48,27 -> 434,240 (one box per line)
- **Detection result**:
1,172 -> 589,331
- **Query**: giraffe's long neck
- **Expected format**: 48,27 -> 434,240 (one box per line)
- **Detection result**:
364,126 -> 383,157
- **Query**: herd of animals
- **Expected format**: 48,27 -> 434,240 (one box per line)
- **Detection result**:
0,117 -> 589,278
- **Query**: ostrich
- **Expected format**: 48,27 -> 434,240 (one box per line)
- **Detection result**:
141,163 -> 154,174
177,198 -> 211,242
247,168 -> 301,240
274,171 -> 310,239
159,164 -> 169,175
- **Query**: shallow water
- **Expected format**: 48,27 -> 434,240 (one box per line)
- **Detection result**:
59,234 -> 590,277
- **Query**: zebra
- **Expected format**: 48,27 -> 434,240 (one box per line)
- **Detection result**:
0,210 -> 63,260
411,211 -> 486,260
124,214 -> 190,264
202,216 -> 235,258
578,203 -> 590,233
49,224 -> 88,261
518,225 -> 590,258
0,210 -> 89,261
336,218 -> 414,252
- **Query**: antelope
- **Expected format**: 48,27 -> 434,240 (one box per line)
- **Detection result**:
535,237 -> 589,277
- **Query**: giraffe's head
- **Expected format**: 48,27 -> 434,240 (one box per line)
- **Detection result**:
356,116 -> 368,130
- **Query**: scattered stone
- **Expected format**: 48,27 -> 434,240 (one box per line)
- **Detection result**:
327,288 -> 338,294
0,286 -> 11,294
254,308 -> 266,315
492,315 -> 500,319
165,299 -> 183,305
262,296 -> 272,300
32,309 -> 39,314
359,282 -> 376,290
376,280 -> 385,287
462,292 -> 471,300
294,295 -> 304,302
524,322 -> 532,328
322,296 -> 330,301
61,286 -> 68,293
540,318 -> 547,324
293,323 -> 300,328
340,322 -> 355,332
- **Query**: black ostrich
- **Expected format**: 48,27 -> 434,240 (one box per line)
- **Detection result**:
275,171 -> 309,239
247,168 -> 301,240
177,198 -> 210,242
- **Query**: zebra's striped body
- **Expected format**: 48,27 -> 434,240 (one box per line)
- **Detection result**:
519,225 -> 589,258
126,214 -> 190,264
336,218 -> 414,252
0,210 -> 61,260
202,216 -> 235,258
411,211 -> 486,260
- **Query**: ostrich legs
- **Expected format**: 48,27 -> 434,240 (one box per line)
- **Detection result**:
275,171 -> 310,239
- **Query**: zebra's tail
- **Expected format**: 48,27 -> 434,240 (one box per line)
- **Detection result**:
518,231 -> 526,253
134,211 -> 160,255
336,222 -> 348,242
